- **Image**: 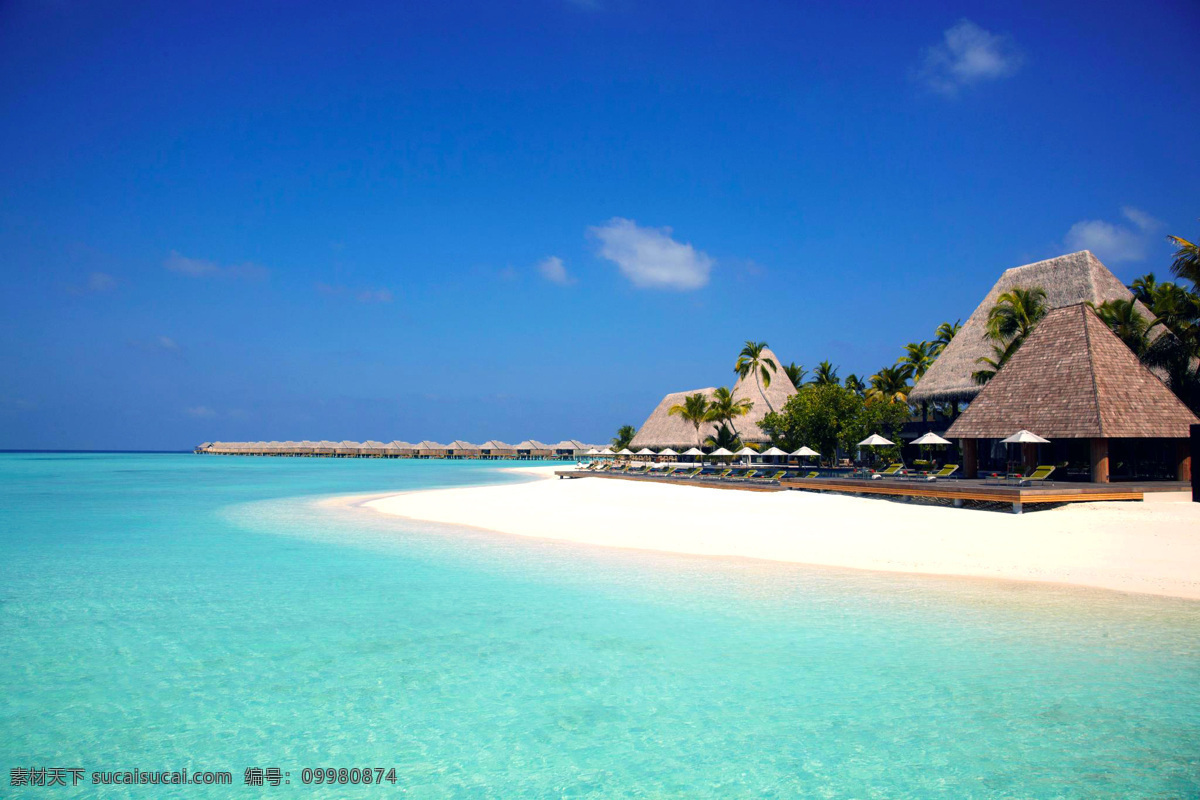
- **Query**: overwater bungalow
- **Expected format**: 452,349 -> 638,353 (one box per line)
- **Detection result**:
946,304 -> 1197,482
448,440 -> 481,458
515,440 -> 552,459
912,251 -> 1157,406
384,441 -> 418,458
550,440 -> 588,459
357,440 -> 386,457
417,441 -> 449,458
480,440 -> 516,459
630,345 -> 797,450
334,440 -> 361,457
296,440 -> 317,456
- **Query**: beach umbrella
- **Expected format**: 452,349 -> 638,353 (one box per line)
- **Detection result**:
1000,430 -> 1049,444
586,448 -> 599,455
911,432 -> 951,446
760,446 -> 786,456
857,434 -> 894,470
598,447 -> 615,455
659,448 -> 679,456
708,447 -> 733,458
635,448 -> 656,455
616,448 -> 633,458
1001,430 -> 1049,474
791,446 -> 820,457
858,434 -> 894,446
682,447 -> 704,455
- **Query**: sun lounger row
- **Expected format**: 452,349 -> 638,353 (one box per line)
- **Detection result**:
580,463 -> 790,484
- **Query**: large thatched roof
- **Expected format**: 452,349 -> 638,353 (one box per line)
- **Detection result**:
912,251 -> 1154,403
946,304 -> 1198,439
630,345 -> 798,448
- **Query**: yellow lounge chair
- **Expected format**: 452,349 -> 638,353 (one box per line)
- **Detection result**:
802,470 -> 819,479
1019,465 -> 1055,485
924,464 -> 958,480
871,464 -> 903,479
716,468 -> 733,479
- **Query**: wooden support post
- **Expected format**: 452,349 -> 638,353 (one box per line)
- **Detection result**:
1177,440 -> 1191,483
1090,438 -> 1110,484
962,438 -> 978,479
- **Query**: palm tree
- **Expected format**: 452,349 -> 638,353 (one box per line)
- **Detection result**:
705,386 -> 753,436
812,360 -> 839,386
783,362 -> 807,388
986,287 -> 1049,344
972,286 -> 1050,385
611,425 -> 636,451
703,423 -> 743,453
898,341 -> 937,381
933,320 -> 962,355
843,374 -> 866,397
668,392 -> 712,450
735,341 -> 779,412
1168,226 -> 1200,285
867,365 -> 913,404
1091,299 -> 1155,358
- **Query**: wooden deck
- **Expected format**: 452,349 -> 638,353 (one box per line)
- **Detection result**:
780,476 -> 1186,512
557,470 -> 1188,511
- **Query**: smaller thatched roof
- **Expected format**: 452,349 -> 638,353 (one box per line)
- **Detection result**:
549,440 -> 587,451
449,440 -> 480,452
946,304 -> 1199,439
480,439 -> 514,450
515,439 -> 551,451
417,440 -> 448,451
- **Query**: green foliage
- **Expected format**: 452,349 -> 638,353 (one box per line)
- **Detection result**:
668,392 -> 712,448
1129,266 -> 1200,414
933,320 -> 962,354
867,364 -> 913,404
735,340 -> 780,412
973,286 -> 1049,385
843,374 -> 866,397
812,360 -> 840,386
611,425 -> 636,451
898,341 -> 936,380
783,362 -> 807,388
703,423 -> 743,452
1168,226 -> 1200,285
705,386 -> 753,434
1091,298 -> 1155,358
759,383 -> 903,464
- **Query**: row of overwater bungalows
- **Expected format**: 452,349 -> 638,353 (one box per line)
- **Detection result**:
194,440 -> 599,459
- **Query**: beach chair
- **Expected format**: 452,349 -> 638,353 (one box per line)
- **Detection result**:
761,470 -> 786,482
802,470 -> 819,479
730,469 -> 758,481
870,464 -> 904,480
926,464 -> 959,480
1018,465 -> 1055,485
677,467 -> 701,479
715,468 -> 733,479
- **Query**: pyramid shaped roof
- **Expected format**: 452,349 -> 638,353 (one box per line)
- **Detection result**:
946,304 -> 1198,439
912,251 -> 1156,402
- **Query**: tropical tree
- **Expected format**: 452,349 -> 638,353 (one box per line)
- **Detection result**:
703,423 -> 744,453
973,286 -> 1049,385
783,362 -> 807,388
611,425 -> 636,451
668,392 -> 712,450
759,383 -> 862,464
933,320 -> 962,355
867,364 -> 913,405
898,341 -> 937,381
1091,299 -> 1155,358
812,360 -> 840,386
705,386 -> 753,436
734,340 -> 779,412
1168,225 -> 1200,285
843,374 -> 866,397
986,287 -> 1049,343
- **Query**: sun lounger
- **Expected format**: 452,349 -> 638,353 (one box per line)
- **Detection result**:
870,464 -> 904,480
715,468 -> 733,479
927,464 -> 959,480
678,467 -> 702,478
1018,465 -> 1055,485
760,470 -> 786,482
802,470 -> 819,479
731,469 -> 758,481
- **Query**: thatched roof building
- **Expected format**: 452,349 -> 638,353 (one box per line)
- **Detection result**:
946,303 -> 1197,481
480,440 -> 516,457
448,440 -> 481,457
912,251 -> 1155,403
417,441 -> 449,456
515,439 -> 552,456
630,345 -> 797,449
549,440 -> 587,456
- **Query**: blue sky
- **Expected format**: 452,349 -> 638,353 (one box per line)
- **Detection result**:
2,0 -> 1198,449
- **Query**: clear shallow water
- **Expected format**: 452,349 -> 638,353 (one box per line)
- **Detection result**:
1,454 -> 1198,798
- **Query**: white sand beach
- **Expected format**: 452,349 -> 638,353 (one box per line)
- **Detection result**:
350,466 -> 1200,600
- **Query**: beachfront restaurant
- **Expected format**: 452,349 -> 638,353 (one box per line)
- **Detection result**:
945,304 -> 1197,482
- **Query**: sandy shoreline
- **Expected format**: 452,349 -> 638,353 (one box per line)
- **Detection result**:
331,466 -> 1200,600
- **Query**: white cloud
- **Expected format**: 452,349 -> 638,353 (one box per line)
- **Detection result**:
158,336 -> 179,350
165,251 -> 269,281
536,256 -> 573,286
916,20 -> 1022,96
184,406 -> 217,418
1063,207 -> 1165,264
588,217 -> 713,291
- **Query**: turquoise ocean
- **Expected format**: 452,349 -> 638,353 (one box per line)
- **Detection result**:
1,452 -> 1198,798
